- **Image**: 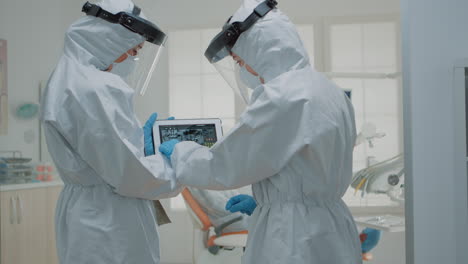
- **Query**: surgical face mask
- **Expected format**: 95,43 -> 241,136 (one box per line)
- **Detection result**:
112,54 -> 137,79
239,66 -> 262,89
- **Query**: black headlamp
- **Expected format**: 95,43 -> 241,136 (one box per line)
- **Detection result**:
204,0 -> 278,63
82,1 -> 167,46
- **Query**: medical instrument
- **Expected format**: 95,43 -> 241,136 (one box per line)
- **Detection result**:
351,154 -> 404,198
351,124 -> 406,232
355,215 -> 405,233
351,154 -> 406,232
0,151 -> 33,184
355,122 -> 386,148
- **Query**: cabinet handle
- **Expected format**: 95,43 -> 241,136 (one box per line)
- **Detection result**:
10,196 -> 17,225
16,196 -> 23,225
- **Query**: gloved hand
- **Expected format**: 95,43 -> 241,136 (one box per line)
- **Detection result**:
143,113 -> 158,156
143,113 -> 175,156
225,194 -> 257,216
159,139 -> 180,159
360,228 -> 382,253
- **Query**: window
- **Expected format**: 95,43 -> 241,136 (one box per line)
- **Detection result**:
325,18 -> 402,206
168,18 -> 401,209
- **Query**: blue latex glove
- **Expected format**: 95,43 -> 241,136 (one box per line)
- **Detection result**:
159,139 -> 180,159
361,228 -> 382,253
225,194 -> 257,216
143,113 -> 158,156
143,113 -> 175,156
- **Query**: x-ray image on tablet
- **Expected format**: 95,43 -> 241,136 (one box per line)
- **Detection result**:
153,119 -> 223,148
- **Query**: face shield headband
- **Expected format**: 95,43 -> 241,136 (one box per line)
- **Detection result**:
82,2 -> 168,96
204,0 -> 278,64
82,2 -> 167,46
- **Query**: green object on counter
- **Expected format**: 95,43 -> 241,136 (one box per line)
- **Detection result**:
16,103 -> 39,119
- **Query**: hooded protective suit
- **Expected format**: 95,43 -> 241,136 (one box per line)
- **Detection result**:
168,0 -> 362,263
40,0 -> 181,263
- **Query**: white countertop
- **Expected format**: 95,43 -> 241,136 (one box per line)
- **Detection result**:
0,180 -> 64,192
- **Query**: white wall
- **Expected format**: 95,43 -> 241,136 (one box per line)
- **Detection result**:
401,0 -> 468,263
0,0 -> 78,161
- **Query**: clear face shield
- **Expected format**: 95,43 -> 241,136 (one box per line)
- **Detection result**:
82,1 -> 168,95
122,42 -> 164,95
212,54 -> 251,104
204,0 -> 277,104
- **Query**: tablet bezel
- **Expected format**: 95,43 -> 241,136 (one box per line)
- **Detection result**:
152,118 -> 223,147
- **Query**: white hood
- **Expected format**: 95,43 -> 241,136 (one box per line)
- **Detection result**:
63,0 -> 145,70
231,0 -> 312,83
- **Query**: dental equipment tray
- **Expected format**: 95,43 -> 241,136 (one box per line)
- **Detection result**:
153,118 -> 223,148
354,214 -> 405,233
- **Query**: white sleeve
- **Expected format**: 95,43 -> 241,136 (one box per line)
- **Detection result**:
170,84 -> 319,190
56,83 -> 181,200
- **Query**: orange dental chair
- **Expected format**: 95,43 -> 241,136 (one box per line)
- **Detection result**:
181,188 -> 248,264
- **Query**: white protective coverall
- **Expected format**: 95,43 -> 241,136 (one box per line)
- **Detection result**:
168,1 -> 362,263
40,0 -> 181,263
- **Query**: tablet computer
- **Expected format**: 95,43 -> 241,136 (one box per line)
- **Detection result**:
153,118 -> 223,148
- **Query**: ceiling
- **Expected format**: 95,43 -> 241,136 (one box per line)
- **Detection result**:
137,0 -> 400,30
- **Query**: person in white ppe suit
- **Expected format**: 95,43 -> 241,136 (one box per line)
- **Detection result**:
40,0 -> 181,263
158,0 -> 361,263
